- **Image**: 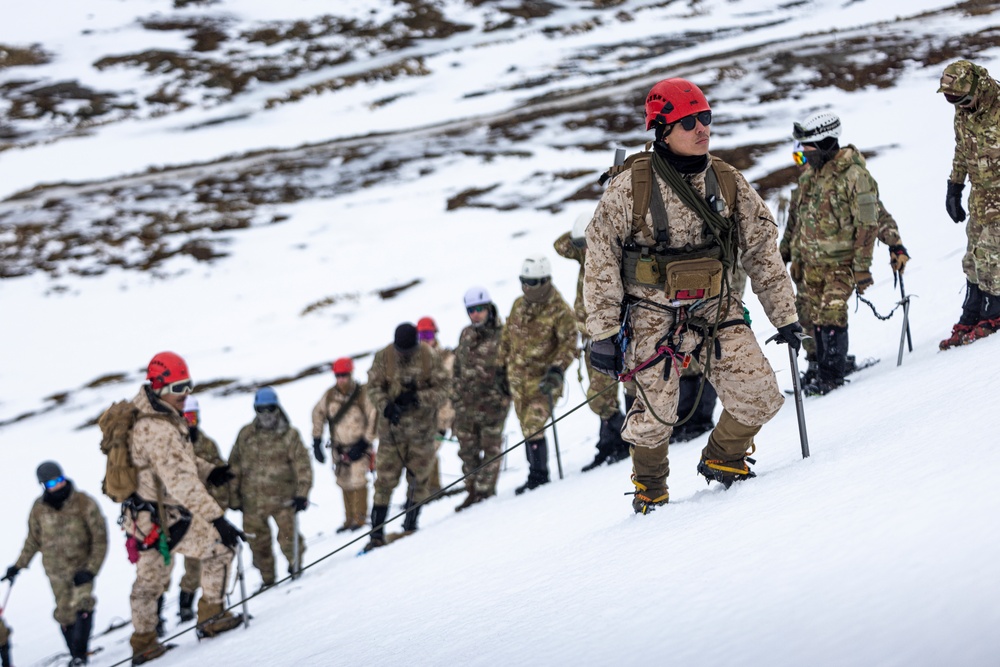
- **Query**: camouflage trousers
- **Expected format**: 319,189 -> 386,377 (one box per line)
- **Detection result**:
583,342 -> 621,419
963,211 -> 1000,294
44,569 -> 95,627
623,298 -> 783,458
793,275 -> 817,359
0,619 -> 8,644
180,556 -> 202,595
800,264 -> 855,329
242,503 -> 304,585
373,419 -> 438,506
453,413 -> 506,495
512,386 -> 561,439
127,509 -> 233,635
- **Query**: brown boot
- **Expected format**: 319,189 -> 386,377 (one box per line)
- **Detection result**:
698,410 -> 760,488
130,631 -> 168,665
351,487 -> 369,529
630,442 -> 669,514
454,490 -> 481,513
196,600 -> 241,638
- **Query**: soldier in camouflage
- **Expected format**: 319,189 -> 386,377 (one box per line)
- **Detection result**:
413,316 -> 453,497
364,323 -> 449,551
311,357 -> 376,533
938,60 -> 1000,348
452,287 -> 512,511
175,395 -> 231,623
230,387 -> 312,587
555,215 -> 630,472
124,352 -> 243,663
501,255 -> 578,495
4,462 -> 106,665
0,619 -> 10,667
788,111 -> 887,395
781,163 -> 909,384
584,78 -> 801,513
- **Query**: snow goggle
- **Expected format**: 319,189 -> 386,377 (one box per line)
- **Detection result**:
792,141 -> 808,166
520,276 -> 549,287
43,476 -> 65,489
944,92 -> 973,106
162,379 -> 193,395
334,373 -> 351,379
255,405 -> 278,414
673,110 -> 712,131
466,304 -> 488,314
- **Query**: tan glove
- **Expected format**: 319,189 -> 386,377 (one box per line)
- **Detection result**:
854,270 -> 873,294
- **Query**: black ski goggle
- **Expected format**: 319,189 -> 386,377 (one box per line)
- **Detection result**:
944,92 -> 973,106
673,110 -> 712,131
520,276 -> 549,287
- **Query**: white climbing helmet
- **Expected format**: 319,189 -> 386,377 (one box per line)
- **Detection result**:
520,254 -> 552,279
792,112 -> 842,143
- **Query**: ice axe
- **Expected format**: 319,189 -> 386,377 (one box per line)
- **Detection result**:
896,273 -> 913,367
234,540 -> 250,629
0,580 -> 12,620
767,330 -> 811,459
545,390 -> 564,480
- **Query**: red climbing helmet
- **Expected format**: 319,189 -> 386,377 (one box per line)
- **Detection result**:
146,352 -> 191,391
416,317 -> 438,333
644,78 -> 710,130
332,357 -> 354,375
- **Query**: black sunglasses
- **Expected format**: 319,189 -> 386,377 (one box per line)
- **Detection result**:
944,92 -> 973,106
255,405 -> 278,414
520,276 -> 549,287
674,110 -> 712,131
467,305 -> 488,314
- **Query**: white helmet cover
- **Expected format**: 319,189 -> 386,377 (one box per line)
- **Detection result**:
792,112 -> 842,143
463,286 -> 492,308
520,254 -> 552,279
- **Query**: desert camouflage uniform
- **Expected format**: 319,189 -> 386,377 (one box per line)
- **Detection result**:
452,303 -> 512,496
554,231 -> 620,419
14,483 -> 107,626
230,410 -> 312,585
500,286 -> 577,437
312,381 -> 376,528
781,186 -> 902,357
367,343 -> 449,506
946,64 -> 1000,293
584,155 -> 797,494
126,387 -> 235,641
179,428 -> 227,596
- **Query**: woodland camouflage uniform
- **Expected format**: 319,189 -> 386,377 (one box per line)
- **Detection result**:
178,428 -> 228,598
366,331 -> 449,547
126,387 -> 239,655
451,302 -> 511,501
311,380 -> 377,531
585,152 -> 797,508
14,483 -> 107,627
230,408 -> 312,586
938,60 -> 1000,346
500,283 -> 577,490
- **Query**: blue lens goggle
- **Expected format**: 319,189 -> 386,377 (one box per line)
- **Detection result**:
43,476 -> 65,489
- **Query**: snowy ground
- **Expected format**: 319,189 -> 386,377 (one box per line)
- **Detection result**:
2,1 -> 1000,665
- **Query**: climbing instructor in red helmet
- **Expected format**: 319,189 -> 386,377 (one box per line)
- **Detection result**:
583,78 -> 802,513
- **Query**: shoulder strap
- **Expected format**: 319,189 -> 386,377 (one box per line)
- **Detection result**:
708,157 -> 738,211
327,385 -> 361,432
627,152 -> 670,245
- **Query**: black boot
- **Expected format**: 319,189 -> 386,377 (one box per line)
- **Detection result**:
515,438 -> 549,495
962,281 -> 985,325
604,411 -> 629,462
805,326 -> 849,395
363,505 -> 389,552
178,590 -> 195,623
61,623 -> 73,653
155,595 -> 166,638
70,610 -> 93,665
402,502 -> 422,533
0,642 -> 10,667
672,376 -> 717,443
582,419 -> 616,472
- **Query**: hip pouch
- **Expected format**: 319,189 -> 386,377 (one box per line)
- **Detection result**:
664,257 -> 723,300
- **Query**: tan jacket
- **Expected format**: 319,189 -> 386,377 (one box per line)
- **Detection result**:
311,381 -> 378,447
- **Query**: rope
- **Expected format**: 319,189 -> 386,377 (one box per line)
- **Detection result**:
854,290 -> 909,321
109,381 -> 621,667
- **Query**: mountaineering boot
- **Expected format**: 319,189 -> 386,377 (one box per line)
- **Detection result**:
698,411 -> 759,488
629,442 -> 669,514
964,288 -> 1000,344
352,487 -> 369,530
455,480 -> 482,512
581,415 -> 619,472
195,600 -> 241,638
130,631 -> 169,666
70,610 -> 93,664
178,590 -> 196,622
402,501 -> 422,534
941,281 -> 983,349
515,438 -> 550,495
803,326 -> 848,396
155,595 -> 166,637
671,376 -> 717,443
363,504 -> 389,552
336,488 -> 354,533
0,642 -> 10,667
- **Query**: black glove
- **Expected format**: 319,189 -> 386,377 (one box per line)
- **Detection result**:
347,439 -> 369,461
312,437 -> 326,464
946,181 -> 966,223
394,388 -> 419,412
383,402 -> 402,425
207,465 -> 234,488
291,496 -> 309,512
589,337 -> 621,378
889,245 -> 909,274
538,366 -> 564,395
73,570 -> 95,586
211,516 -> 242,549
775,322 -> 804,352
2,566 -> 19,583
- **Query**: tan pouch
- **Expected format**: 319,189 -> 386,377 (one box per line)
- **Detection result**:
664,257 -> 724,300
634,253 -> 661,285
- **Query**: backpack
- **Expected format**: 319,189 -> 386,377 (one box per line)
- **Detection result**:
98,401 -> 144,503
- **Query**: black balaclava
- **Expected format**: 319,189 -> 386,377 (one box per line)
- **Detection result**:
653,125 -> 709,174
43,479 -> 73,510
805,137 -> 840,171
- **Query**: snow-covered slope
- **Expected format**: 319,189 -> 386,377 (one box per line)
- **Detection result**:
2,1 -> 999,665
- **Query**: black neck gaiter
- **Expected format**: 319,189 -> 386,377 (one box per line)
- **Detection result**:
653,142 -> 709,174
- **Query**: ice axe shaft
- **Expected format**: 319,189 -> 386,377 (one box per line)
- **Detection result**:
546,391 -> 564,480
235,541 -> 250,629
767,331 -> 810,459
0,580 -> 12,619
897,274 -> 913,366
